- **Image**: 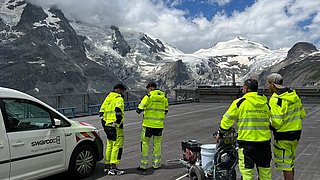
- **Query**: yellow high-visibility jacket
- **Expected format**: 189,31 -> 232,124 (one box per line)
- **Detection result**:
99,92 -> 125,127
220,92 -> 271,142
138,90 -> 169,128
269,89 -> 306,140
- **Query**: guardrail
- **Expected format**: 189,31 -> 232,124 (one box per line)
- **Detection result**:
86,101 -> 140,116
37,86 -> 319,118
88,104 -> 101,116
57,107 -> 76,118
58,101 -> 144,118
35,89 -> 197,118
58,99 -> 194,118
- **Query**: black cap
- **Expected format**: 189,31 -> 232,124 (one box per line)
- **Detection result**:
244,79 -> 258,91
146,82 -> 157,89
113,84 -> 127,91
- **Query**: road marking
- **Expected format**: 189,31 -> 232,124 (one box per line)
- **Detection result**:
296,143 -> 311,160
306,106 -> 320,117
175,173 -> 188,180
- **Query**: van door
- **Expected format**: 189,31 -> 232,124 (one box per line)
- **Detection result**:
2,99 -> 66,179
0,100 -> 10,180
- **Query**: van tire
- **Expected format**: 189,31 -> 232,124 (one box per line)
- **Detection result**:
68,145 -> 97,179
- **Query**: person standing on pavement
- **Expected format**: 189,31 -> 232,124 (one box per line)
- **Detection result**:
136,82 -> 169,171
217,79 -> 272,180
267,73 -> 306,180
99,84 -> 126,175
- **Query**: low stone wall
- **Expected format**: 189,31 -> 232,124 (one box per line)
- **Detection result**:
197,86 -> 320,104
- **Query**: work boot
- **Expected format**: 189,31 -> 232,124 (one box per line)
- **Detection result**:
108,168 -> 125,175
103,164 -> 111,173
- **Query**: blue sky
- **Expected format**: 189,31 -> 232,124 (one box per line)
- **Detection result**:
168,0 -> 256,20
27,0 -> 320,53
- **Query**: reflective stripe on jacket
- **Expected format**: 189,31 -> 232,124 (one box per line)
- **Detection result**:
99,92 -> 125,127
138,90 -> 169,128
269,89 -> 306,133
220,92 -> 271,142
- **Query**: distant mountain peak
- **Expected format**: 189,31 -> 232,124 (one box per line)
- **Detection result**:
140,33 -> 165,53
285,42 -> 318,62
0,0 -> 26,26
193,36 -> 272,58
236,36 -> 247,41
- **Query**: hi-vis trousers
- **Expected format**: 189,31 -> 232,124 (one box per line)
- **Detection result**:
139,126 -> 163,169
238,146 -> 272,180
104,126 -> 124,165
273,140 -> 298,171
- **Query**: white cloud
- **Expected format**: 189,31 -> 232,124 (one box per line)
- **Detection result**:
164,0 -> 182,7
26,0 -> 320,53
206,0 -> 231,6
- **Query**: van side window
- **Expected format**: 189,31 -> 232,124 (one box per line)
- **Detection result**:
3,99 -> 52,132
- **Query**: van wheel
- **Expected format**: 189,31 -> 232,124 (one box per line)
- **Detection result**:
189,165 -> 206,180
69,145 -> 96,179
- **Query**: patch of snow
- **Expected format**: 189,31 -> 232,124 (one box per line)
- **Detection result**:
54,37 -> 65,53
28,60 -> 45,64
228,56 -> 251,65
0,0 -> 26,26
308,51 -> 320,56
33,9 -> 61,29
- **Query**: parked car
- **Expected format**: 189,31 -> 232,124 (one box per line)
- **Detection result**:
0,87 -> 103,179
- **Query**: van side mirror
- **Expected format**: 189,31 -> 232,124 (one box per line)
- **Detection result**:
53,119 -> 61,128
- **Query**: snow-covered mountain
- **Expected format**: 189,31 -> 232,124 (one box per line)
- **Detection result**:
0,0 -> 121,95
0,0 -> 319,97
71,19 -> 289,90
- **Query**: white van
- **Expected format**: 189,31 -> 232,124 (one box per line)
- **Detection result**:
0,87 -> 104,179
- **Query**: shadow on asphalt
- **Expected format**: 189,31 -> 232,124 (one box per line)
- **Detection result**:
122,163 -> 185,176
43,162 -> 185,179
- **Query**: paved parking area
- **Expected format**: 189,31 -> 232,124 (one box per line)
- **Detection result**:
44,102 -> 320,180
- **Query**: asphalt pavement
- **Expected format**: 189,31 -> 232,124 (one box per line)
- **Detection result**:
44,102 -> 320,180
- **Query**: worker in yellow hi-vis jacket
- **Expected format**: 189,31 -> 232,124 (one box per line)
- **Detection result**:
267,73 -> 306,180
99,84 -> 126,176
136,82 -> 169,171
217,79 -> 272,180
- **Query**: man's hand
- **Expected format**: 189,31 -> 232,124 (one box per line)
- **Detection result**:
213,132 -> 220,143
99,112 -> 105,127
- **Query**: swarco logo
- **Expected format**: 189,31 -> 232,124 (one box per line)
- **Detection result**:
31,136 -> 61,147
246,110 -> 267,113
